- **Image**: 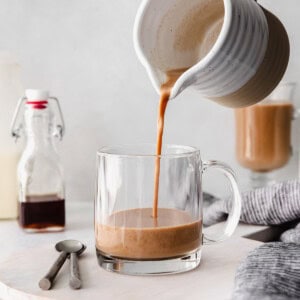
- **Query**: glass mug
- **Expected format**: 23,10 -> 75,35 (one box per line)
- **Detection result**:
235,82 -> 297,188
95,144 -> 241,275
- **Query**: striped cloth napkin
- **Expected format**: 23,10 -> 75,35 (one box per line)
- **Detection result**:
204,180 -> 300,300
204,180 -> 300,227
232,242 -> 300,300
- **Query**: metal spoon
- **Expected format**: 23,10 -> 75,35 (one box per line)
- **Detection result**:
39,240 -> 86,290
61,241 -> 86,289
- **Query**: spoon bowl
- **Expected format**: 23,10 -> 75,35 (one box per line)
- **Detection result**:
55,239 -> 84,254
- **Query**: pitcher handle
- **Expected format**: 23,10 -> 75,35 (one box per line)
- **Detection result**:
202,160 -> 242,244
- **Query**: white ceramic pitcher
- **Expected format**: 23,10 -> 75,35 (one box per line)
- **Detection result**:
134,0 -> 290,108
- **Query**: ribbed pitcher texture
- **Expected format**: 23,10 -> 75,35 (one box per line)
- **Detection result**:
134,0 -> 289,108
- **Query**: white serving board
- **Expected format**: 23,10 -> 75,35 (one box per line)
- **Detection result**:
0,203 -> 267,300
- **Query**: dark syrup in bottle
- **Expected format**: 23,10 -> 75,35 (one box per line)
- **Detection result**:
19,194 -> 65,231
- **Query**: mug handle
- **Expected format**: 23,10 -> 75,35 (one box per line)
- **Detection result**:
290,108 -> 300,156
202,160 -> 242,244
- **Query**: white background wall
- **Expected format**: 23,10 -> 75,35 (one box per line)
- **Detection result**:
0,0 -> 299,202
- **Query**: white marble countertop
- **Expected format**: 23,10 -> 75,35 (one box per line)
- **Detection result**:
0,202 -> 269,300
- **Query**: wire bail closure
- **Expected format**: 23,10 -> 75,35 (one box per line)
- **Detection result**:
11,96 -> 65,141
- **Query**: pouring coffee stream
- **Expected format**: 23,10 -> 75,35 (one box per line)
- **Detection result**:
153,69 -> 188,218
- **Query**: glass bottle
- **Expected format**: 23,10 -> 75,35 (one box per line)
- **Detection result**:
11,89 -> 65,232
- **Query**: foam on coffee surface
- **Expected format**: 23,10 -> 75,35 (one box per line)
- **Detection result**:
96,208 -> 202,259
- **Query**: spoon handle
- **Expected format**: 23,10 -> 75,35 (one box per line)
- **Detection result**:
70,252 -> 81,289
39,251 -> 68,290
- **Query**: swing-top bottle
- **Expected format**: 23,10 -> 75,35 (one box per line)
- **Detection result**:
11,89 -> 65,232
